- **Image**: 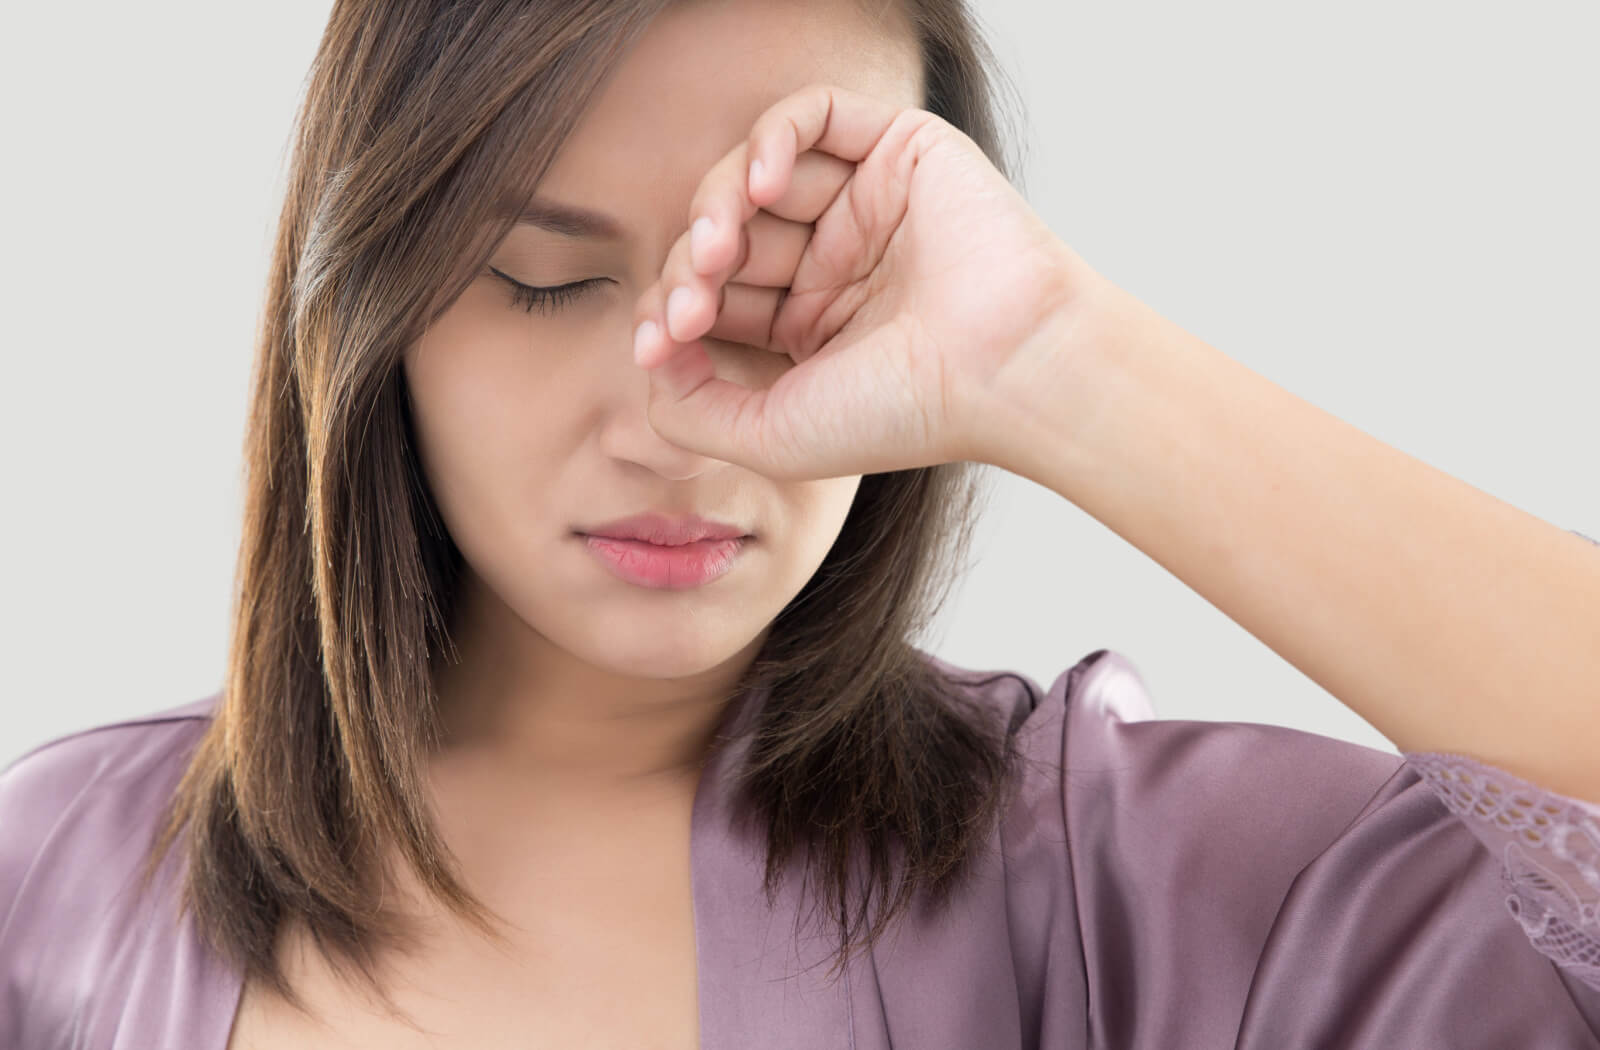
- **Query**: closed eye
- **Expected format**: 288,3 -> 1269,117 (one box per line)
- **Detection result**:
488,266 -> 614,315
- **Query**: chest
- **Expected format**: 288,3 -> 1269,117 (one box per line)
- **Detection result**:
223,789 -> 703,1050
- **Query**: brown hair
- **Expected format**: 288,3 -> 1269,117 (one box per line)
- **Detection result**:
141,0 -> 1033,1025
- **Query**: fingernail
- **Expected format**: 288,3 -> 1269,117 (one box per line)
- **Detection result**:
749,157 -> 765,193
633,320 -> 659,366
691,216 -> 716,269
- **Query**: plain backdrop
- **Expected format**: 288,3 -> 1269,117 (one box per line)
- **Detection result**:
3,0 -> 1595,771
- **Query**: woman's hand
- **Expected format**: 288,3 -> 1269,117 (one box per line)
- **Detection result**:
632,82 -> 1105,481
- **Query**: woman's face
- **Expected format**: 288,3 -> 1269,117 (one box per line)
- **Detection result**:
402,0 -> 924,688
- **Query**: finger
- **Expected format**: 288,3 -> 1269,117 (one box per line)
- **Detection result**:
651,272 -> 786,361
648,209 -> 810,353
640,83 -> 901,369
672,209 -> 811,316
744,83 -> 910,212
628,268 -> 779,469
631,279 -> 673,369
643,338 -> 785,477
689,148 -> 856,277
657,211 -> 809,352
726,210 -> 812,288
702,283 -> 786,350
632,248 -> 783,368
659,153 -> 848,355
633,278 -> 786,385
657,218 -> 723,347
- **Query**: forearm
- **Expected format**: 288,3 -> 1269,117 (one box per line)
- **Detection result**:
985,279 -> 1600,802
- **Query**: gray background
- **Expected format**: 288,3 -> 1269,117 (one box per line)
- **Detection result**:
3,0 -> 1595,770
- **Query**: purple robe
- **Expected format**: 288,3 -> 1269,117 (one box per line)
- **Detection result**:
5,626 -> 1599,1046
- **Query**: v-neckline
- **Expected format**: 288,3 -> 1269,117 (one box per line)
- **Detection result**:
208,675 -> 783,1050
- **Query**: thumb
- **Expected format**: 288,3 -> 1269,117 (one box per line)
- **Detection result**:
642,337 -> 783,475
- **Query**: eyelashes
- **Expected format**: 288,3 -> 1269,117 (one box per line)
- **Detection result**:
487,266 -> 614,315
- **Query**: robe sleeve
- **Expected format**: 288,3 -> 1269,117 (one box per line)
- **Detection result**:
1401,750 -> 1600,989
1054,641 -> 1600,1048
1396,527 -> 1600,995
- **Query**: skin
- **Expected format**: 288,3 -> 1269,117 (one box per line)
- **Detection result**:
401,0 -> 925,809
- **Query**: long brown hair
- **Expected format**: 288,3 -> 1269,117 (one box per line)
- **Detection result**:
142,0 -> 1032,1023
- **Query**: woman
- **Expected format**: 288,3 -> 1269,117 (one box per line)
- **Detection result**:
3,0 -> 1596,1047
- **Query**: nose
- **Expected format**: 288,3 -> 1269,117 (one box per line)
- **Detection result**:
598,337 -> 728,480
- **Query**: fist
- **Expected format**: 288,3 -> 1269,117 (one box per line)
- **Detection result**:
633,81 -> 1102,481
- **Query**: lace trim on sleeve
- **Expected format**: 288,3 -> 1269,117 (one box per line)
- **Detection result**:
1404,750 -> 1600,986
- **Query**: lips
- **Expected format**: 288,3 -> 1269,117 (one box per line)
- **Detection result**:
580,534 -> 749,589
579,511 -> 749,546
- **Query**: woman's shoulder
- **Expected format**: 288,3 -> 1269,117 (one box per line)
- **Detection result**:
0,695 -> 230,1048
1,693 -> 218,819
930,645 -> 1405,793
917,645 -> 1418,941
0,694 -> 219,927
915,646 -> 1084,739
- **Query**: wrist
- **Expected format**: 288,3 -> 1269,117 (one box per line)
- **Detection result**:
967,260 -> 1146,497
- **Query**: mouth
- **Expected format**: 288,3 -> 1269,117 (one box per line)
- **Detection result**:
575,512 -> 750,546
574,531 -> 750,546
577,532 -> 751,590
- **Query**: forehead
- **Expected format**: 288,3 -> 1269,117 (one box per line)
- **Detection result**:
528,0 -> 923,248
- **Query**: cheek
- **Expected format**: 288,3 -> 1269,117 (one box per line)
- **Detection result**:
406,283 -> 594,436
402,290 -> 579,510
780,476 -> 863,567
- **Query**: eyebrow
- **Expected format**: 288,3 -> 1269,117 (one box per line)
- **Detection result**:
505,195 -> 628,241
